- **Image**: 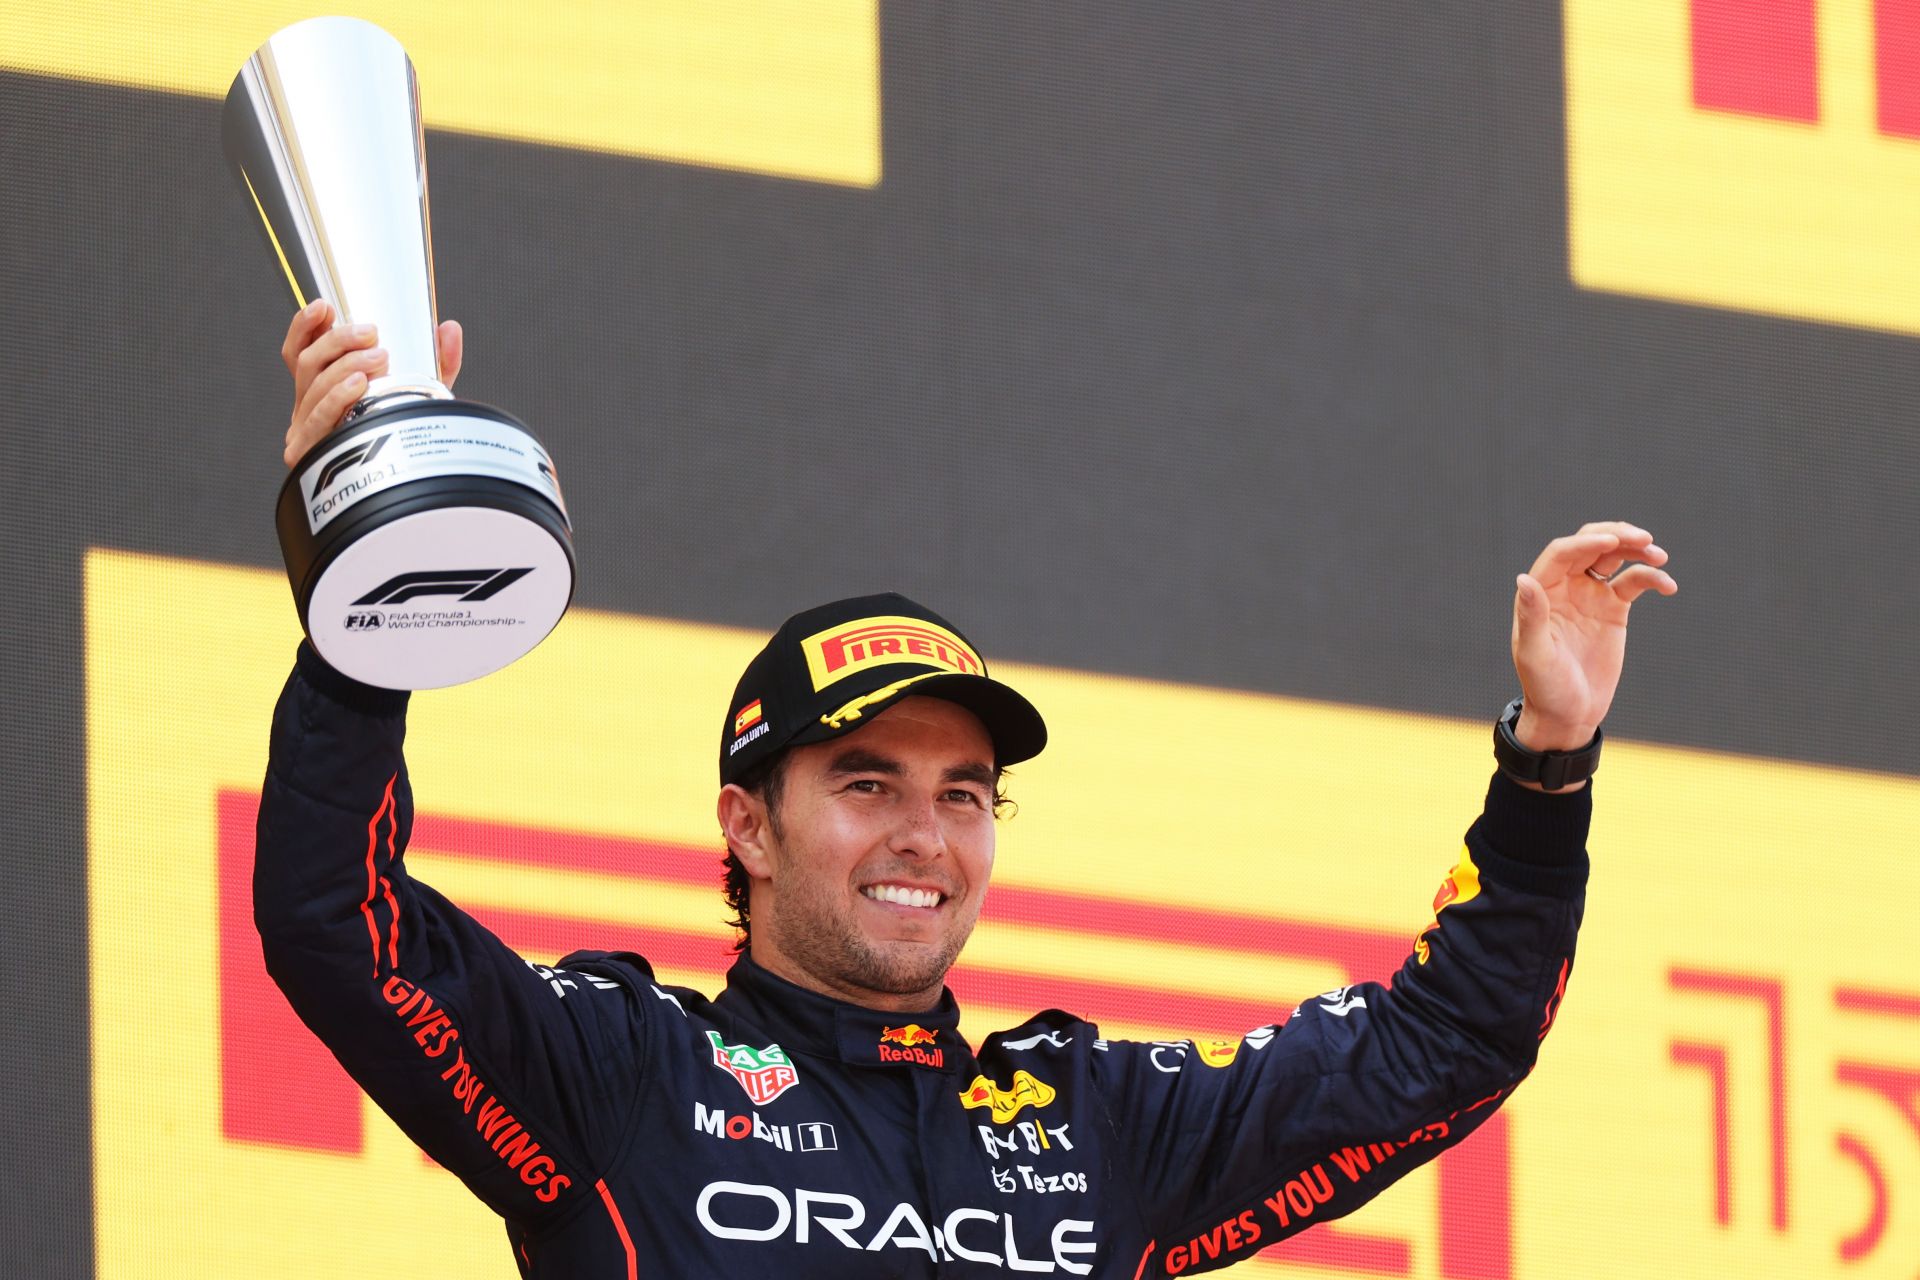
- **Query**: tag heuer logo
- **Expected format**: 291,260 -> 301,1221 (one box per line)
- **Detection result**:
705,1030 -> 800,1105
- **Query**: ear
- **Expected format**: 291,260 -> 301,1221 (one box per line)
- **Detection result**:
717,783 -> 777,879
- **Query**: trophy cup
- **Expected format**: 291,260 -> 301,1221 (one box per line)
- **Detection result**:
224,16 -> 574,690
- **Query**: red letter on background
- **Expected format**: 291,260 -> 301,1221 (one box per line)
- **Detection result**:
1690,0 -> 1820,123
219,789 -> 365,1153
1876,0 -> 1920,137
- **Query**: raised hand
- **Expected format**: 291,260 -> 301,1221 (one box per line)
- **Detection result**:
278,300 -> 463,469
1510,521 -> 1678,752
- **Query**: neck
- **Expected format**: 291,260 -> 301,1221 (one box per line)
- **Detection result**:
746,943 -> 947,1014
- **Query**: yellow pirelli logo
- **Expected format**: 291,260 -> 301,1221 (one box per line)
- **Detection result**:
1567,0 -> 1920,334
799,615 -> 984,691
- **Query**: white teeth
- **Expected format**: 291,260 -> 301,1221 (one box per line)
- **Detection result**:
863,884 -> 943,909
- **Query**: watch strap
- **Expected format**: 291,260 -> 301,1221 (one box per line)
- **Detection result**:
1493,696 -> 1601,790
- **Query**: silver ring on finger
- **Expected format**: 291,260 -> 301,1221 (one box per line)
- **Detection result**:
1584,567 -> 1611,583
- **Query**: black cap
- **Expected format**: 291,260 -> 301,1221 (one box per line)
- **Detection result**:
719,593 -> 1047,785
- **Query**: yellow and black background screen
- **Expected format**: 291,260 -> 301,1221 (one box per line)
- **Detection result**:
3,3 -> 1915,1277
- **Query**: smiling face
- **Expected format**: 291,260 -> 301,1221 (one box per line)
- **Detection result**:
717,696 -> 999,1011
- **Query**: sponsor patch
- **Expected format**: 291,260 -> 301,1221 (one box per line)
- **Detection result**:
878,1023 -> 945,1067
694,1182 -> 1098,1270
1414,846 -> 1483,965
1315,987 -> 1368,1018
800,614 -> 984,691
977,1118 -> 1075,1159
693,1101 -> 838,1152
796,1121 -> 838,1152
958,1069 -> 1056,1123
1000,1029 -> 1072,1051
1191,1036 -> 1240,1069
704,1030 -> 800,1105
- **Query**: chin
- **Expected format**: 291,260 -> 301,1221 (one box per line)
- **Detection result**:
850,937 -> 961,994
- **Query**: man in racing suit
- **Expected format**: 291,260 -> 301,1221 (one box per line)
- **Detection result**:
257,304 -> 1678,1275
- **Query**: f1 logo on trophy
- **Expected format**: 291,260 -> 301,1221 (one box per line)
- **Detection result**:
224,17 -> 573,690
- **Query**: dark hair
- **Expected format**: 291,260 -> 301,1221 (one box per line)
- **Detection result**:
719,750 -> 1016,952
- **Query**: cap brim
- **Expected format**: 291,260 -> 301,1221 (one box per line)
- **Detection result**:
791,672 -> 1047,767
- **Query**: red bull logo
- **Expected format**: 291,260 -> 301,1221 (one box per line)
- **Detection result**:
800,615 -> 983,690
879,1023 -> 945,1066
959,1070 -> 1056,1123
1191,1036 -> 1240,1069
1415,847 -> 1483,966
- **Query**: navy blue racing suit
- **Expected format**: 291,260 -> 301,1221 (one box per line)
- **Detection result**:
256,642 -> 1589,1276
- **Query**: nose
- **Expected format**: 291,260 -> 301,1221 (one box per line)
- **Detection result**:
886,792 -> 949,861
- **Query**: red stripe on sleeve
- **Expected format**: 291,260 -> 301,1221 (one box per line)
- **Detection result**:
380,791 -> 402,969
359,774 -> 397,978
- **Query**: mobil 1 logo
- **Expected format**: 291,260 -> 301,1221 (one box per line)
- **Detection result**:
693,1102 -> 838,1153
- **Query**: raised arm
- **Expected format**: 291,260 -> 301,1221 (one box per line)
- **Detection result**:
1094,524 -> 1676,1274
253,307 -> 644,1228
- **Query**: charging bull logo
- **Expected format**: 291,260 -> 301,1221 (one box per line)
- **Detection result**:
879,1023 -> 946,1067
1191,1036 -> 1240,1069
1414,847 -> 1483,965
801,615 -> 984,691
959,1070 -> 1057,1123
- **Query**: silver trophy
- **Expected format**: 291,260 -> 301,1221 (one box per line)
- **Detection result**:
224,16 -> 573,690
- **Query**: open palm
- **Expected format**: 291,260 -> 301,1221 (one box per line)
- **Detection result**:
1510,522 -> 1677,750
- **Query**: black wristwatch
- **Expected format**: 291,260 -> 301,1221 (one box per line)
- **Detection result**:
1493,697 -> 1602,791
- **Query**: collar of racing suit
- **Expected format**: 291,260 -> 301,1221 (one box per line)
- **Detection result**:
718,950 -> 971,1074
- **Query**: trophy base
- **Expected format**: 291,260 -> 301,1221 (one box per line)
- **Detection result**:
278,399 -> 574,690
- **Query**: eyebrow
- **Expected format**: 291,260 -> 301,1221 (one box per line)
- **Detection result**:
824,749 -> 997,788
824,749 -> 904,777
943,762 -> 998,789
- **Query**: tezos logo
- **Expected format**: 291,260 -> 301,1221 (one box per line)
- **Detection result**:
352,568 -> 533,607
314,433 -> 391,493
